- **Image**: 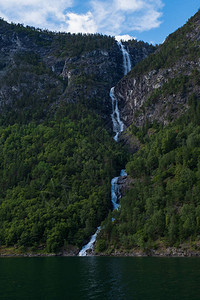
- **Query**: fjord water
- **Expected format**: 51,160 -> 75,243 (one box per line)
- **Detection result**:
0,257 -> 200,299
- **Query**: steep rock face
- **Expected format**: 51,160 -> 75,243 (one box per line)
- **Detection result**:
125,40 -> 155,68
0,19 -> 155,124
59,44 -> 123,117
115,10 -> 200,129
61,42 -> 154,113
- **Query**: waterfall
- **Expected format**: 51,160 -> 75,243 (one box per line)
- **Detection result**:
111,169 -> 127,212
78,227 -> 101,257
117,41 -> 132,76
110,87 -> 124,142
110,41 -> 132,142
78,168 -> 127,256
109,41 -> 130,212
78,41 -> 131,256
111,176 -> 121,211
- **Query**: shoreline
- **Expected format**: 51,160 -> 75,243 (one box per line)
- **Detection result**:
1,248 -> 200,258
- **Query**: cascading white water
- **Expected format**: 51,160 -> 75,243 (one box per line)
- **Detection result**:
111,169 -> 127,212
109,41 -> 130,212
111,176 -> 120,211
120,169 -> 127,177
78,40 -> 131,256
110,87 -> 124,142
78,168 -> 127,256
78,226 -> 101,256
110,41 -> 132,142
117,41 -> 132,76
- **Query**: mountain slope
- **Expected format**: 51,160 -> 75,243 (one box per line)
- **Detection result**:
97,10 -> 200,256
0,20 -> 155,254
115,9 -> 200,129
0,19 -> 155,125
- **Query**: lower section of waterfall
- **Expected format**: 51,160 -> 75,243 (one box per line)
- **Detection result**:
78,226 -> 101,257
78,169 -> 127,256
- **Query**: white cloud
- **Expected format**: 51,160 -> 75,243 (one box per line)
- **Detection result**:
65,12 -> 97,33
0,0 -> 73,30
89,0 -> 164,35
133,9 -> 163,31
115,35 -> 136,41
115,0 -> 144,12
0,0 -> 164,36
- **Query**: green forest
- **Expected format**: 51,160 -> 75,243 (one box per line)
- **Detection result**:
0,103 -> 127,253
0,18 -> 129,254
95,11 -> 200,254
97,94 -> 200,253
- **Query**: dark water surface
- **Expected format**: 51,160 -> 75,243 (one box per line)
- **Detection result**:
0,256 -> 200,299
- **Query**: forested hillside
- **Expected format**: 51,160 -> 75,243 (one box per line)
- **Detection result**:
0,10 -> 199,256
114,9 -> 200,129
0,18 -> 154,126
97,10 -> 200,256
0,19 -> 155,254
0,102 -> 127,253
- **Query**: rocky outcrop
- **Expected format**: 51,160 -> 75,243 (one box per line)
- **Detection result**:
0,19 -> 155,123
117,173 -> 133,197
114,10 -> 200,129
116,62 -> 200,128
99,246 -> 200,257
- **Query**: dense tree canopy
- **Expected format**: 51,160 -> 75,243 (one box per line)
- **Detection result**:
0,103 -> 127,253
97,98 -> 200,253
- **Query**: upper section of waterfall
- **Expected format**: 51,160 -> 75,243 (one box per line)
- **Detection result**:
110,41 -> 132,142
117,41 -> 132,76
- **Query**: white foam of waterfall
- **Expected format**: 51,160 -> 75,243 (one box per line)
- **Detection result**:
120,169 -> 127,177
78,226 -> 101,256
111,169 -> 127,211
110,41 -> 132,142
78,168 -> 127,256
111,176 -> 120,211
117,41 -> 132,75
110,87 -> 124,142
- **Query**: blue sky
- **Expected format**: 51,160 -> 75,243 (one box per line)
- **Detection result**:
0,0 -> 199,44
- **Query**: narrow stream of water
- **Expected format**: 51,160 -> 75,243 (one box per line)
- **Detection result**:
78,40 -> 131,256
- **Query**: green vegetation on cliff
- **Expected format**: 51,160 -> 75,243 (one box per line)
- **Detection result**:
0,103 -> 127,253
0,10 -> 199,256
0,18 -> 154,254
129,9 -> 200,77
96,10 -> 200,255
0,18 -> 115,57
97,94 -> 200,253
